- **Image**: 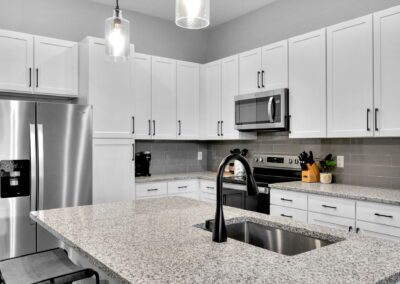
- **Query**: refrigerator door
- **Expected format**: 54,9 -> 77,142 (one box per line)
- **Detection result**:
0,100 -> 37,260
36,102 -> 92,251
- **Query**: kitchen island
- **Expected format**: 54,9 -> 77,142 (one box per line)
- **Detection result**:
31,197 -> 400,284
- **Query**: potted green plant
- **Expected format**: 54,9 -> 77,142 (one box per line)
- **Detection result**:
319,154 -> 337,184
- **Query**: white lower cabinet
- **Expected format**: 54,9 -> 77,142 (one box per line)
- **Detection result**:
356,201 -> 400,241
270,205 -> 308,223
308,212 -> 355,232
200,180 -> 216,203
93,139 -> 135,204
308,195 -> 355,219
168,180 -> 199,200
136,182 -> 168,199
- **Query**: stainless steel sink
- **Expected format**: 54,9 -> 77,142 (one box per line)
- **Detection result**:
205,220 -> 336,256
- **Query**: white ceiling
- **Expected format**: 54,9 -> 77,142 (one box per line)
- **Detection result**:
90,0 -> 277,28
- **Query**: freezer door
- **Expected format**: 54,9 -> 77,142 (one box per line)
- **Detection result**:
36,102 -> 92,251
0,100 -> 37,260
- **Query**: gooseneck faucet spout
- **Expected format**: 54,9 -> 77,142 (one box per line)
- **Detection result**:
213,153 -> 259,243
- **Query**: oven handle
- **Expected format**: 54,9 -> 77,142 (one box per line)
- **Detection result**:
267,97 -> 275,122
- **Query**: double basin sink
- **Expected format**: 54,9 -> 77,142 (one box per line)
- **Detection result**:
204,219 -> 338,256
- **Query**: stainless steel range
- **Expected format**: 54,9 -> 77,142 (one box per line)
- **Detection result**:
223,154 -> 301,214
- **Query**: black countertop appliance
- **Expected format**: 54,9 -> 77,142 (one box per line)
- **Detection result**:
135,151 -> 152,177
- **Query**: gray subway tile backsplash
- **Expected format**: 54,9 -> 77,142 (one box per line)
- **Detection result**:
136,133 -> 400,189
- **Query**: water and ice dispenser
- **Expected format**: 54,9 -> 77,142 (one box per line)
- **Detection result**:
0,160 -> 30,198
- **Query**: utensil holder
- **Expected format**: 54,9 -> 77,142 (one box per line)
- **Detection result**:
302,163 -> 320,183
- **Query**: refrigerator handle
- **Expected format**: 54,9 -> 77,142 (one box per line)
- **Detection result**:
29,124 -> 37,225
37,124 -> 45,210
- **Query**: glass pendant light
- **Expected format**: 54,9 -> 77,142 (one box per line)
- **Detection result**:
175,0 -> 210,29
105,0 -> 130,61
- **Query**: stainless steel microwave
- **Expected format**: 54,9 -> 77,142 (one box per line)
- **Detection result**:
235,88 -> 289,131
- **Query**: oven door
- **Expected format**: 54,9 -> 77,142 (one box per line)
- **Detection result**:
235,89 -> 288,131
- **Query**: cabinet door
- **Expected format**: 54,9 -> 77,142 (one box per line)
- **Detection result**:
34,36 -> 78,96
134,53 -> 152,139
221,55 -> 240,139
327,15 -> 374,137
308,212 -> 355,232
356,220 -> 400,242
90,40 -> 135,138
93,139 -> 135,204
222,189 -> 245,209
261,40 -> 288,91
202,60 -> 222,140
289,29 -> 327,138
374,6 -> 400,137
177,61 -> 199,140
151,56 -> 177,140
239,48 -> 262,95
270,205 -> 308,223
0,29 -> 33,93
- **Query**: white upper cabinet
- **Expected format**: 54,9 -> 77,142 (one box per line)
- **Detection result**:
79,37 -> 135,139
327,15 -> 374,138
0,30 -> 33,93
34,36 -> 78,96
201,60 -> 222,140
239,48 -> 262,95
289,29 -> 327,138
133,53 -> 152,139
221,55 -> 239,139
151,56 -> 177,140
0,29 -> 78,97
239,41 -> 288,95
177,61 -> 200,140
374,6 -> 400,137
261,40 -> 288,91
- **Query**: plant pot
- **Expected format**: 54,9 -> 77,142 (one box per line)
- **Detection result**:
320,173 -> 333,184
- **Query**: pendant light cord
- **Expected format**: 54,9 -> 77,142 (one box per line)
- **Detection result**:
115,0 -> 119,10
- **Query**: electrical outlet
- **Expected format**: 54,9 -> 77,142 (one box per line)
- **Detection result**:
198,152 -> 203,161
337,156 -> 344,168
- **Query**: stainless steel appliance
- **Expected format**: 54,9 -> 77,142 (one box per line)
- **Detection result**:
223,154 -> 301,214
0,100 -> 92,261
235,88 -> 289,131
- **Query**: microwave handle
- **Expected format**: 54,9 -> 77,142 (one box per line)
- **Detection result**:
268,97 -> 275,122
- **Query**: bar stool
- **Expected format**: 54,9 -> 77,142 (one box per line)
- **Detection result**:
0,248 -> 99,284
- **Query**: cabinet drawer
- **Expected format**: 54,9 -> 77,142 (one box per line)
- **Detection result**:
309,195 -> 355,219
357,220 -> 400,241
270,205 -> 308,223
200,180 -> 216,194
136,182 -> 167,198
357,201 -> 400,228
168,179 -> 198,194
270,189 -> 308,210
309,212 -> 355,232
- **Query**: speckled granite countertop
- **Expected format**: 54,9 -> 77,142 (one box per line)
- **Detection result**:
31,197 -> 400,284
272,182 -> 400,206
135,171 -> 218,183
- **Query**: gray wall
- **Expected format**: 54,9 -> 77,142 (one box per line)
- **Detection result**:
207,134 -> 400,189
0,0 -> 208,63
206,0 -> 400,61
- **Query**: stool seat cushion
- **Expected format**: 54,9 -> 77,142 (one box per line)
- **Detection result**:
0,249 -> 88,284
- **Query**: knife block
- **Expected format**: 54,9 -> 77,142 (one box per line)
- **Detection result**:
302,163 -> 320,183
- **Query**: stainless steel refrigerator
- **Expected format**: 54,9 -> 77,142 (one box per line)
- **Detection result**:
0,100 -> 92,260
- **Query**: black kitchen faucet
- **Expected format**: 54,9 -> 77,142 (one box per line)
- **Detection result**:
213,153 -> 259,243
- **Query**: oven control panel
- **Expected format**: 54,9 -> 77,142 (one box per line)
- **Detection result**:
253,154 -> 301,170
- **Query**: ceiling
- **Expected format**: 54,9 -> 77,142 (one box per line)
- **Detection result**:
90,0 -> 277,28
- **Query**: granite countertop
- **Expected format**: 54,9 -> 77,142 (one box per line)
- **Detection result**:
135,171 -> 218,183
31,197 -> 400,284
272,181 -> 400,206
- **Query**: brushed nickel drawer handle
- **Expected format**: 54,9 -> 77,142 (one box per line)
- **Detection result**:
206,186 -> 214,189
322,205 -> 337,209
178,186 -> 188,189
375,213 -> 393,219
147,188 -> 158,192
281,198 -> 293,202
281,214 -> 293,218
